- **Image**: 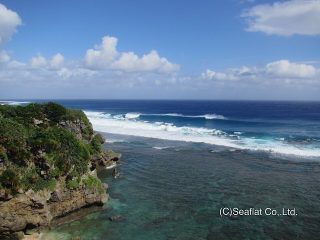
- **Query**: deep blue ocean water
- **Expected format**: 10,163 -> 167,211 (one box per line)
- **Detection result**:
37,100 -> 320,159
3,100 -> 320,239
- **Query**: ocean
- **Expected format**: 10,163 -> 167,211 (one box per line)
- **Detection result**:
52,100 -> 320,159
5,100 -> 320,239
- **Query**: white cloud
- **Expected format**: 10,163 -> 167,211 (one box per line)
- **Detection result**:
0,3 -> 21,46
202,60 -> 320,83
57,67 -> 96,80
0,33 -> 179,97
112,50 -> 179,73
85,36 -> 118,69
202,66 -> 259,81
29,53 -> 65,69
50,53 -> 64,69
85,36 -> 179,73
31,55 -> 47,68
0,50 -> 10,63
202,69 -> 238,81
242,0 -> 320,36
266,60 -> 317,78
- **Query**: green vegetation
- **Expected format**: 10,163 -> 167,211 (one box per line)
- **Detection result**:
83,175 -> 105,194
0,102 -> 106,196
0,145 -> 8,163
32,178 -> 57,192
90,134 -> 104,154
0,169 -> 19,190
66,177 -> 81,190
0,118 -> 29,166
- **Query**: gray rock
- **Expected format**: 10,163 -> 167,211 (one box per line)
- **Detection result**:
108,215 -> 126,222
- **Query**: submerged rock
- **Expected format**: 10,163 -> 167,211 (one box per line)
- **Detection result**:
108,215 -> 126,222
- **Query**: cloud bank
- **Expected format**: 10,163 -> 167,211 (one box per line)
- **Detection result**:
202,60 -> 320,85
242,0 -> 320,36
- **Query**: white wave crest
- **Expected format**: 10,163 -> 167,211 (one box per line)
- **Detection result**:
125,112 -> 141,119
200,114 -> 226,120
85,111 -> 320,158
162,113 -> 185,117
147,113 -> 226,120
153,146 -> 170,150
0,100 -> 30,105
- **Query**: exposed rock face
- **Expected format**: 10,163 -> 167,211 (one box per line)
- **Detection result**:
48,177 -> 108,218
92,150 -> 121,170
59,119 -> 92,141
0,177 -> 108,239
0,191 -> 51,239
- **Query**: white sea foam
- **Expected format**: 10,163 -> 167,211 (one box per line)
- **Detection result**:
162,113 -> 185,117
125,112 -> 141,119
146,113 -> 226,120
105,138 -> 126,144
153,146 -> 170,150
0,100 -> 30,105
239,138 -> 320,158
93,112 -> 227,120
84,111 -> 320,158
201,114 -> 226,120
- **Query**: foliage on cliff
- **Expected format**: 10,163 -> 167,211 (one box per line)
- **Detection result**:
0,102 -> 105,197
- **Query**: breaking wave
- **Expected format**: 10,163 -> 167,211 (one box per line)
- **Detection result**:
0,100 -> 30,105
85,111 -> 320,158
95,112 -> 227,120
125,112 -> 141,119
147,113 -> 226,120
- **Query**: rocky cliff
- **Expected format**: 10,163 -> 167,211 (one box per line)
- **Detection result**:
0,102 -> 118,239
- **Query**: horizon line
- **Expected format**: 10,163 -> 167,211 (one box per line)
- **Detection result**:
1,99 -> 320,102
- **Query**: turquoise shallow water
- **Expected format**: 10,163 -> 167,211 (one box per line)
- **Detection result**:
44,134 -> 320,240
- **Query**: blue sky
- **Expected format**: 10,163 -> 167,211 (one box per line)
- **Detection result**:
0,0 -> 319,99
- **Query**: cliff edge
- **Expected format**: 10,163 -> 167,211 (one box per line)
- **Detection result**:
0,102 -> 117,239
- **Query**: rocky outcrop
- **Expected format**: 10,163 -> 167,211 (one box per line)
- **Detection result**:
59,119 -> 92,141
91,150 -> 121,170
0,175 -> 108,240
48,175 -> 108,218
0,103 -> 119,239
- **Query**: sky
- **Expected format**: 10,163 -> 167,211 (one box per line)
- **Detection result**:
0,0 -> 319,100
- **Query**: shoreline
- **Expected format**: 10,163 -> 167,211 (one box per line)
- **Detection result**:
23,205 -> 106,240
23,233 -> 43,240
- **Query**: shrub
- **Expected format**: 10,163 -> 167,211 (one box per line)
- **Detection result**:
32,178 -> 56,192
0,145 -> 8,163
90,134 -> 104,153
16,103 -> 45,125
67,177 -> 81,189
43,102 -> 67,123
20,167 -> 40,190
0,105 -> 18,119
0,118 -> 29,165
39,127 -> 91,176
0,169 -> 20,190
83,175 -> 105,194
